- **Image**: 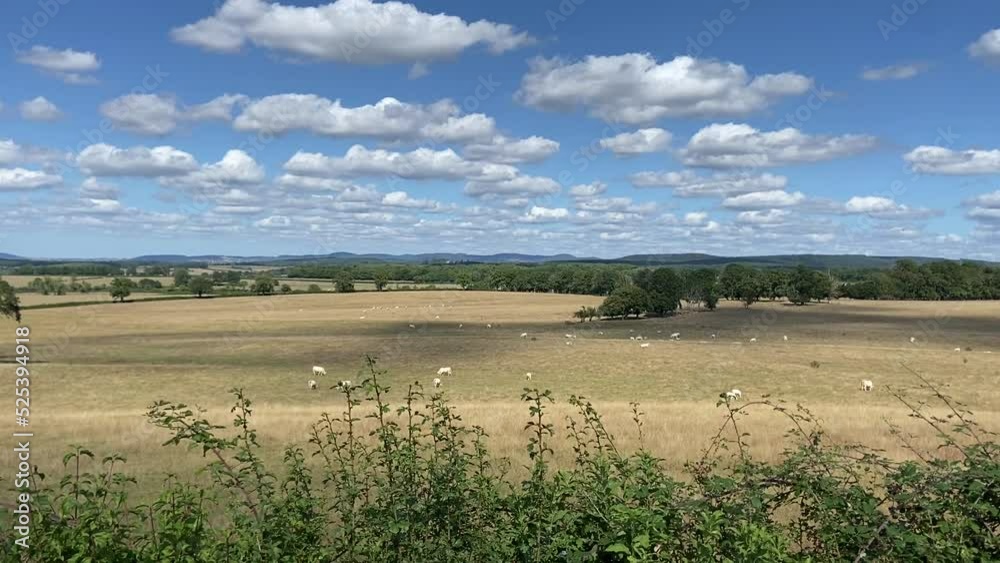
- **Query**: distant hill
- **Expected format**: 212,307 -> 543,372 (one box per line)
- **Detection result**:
4,251 -> 991,270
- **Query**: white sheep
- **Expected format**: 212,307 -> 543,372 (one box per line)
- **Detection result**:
565,334 -> 573,339
433,377 -> 442,388
749,337 -> 757,343
711,333 -> 717,339
566,341 -> 573,346
308,379 -> 317,390
437,366 -> 453,376
954,347 -> 962,352
783,335 -> 788,341
635,335 -> 644,341
861,379 -> 874,392
486,323 -> 492,329
338,380 -> 352,389
731,389 -> 742,400
312,366 -> 327,377
525,372 -> 532,381
630,336 -> 636,341
723,390 -> 738,402
520,332 -> 528,338
670,332 -> 681,340
909,336 -> 916,343
640,342 -> 650,348
409,324 -> 416,329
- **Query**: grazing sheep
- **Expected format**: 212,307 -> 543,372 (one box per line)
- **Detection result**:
433,377 -> 442,388
723,390 -> 738,402
338,380 -> 352,389
360,315 -> 366,319
731,389 -> 742,400
670,332 -> 681,340
749,337 -> 757,343
409,324 -> 416,329
566,341 -> 573,346
640,342 -> 651,348
954,347 -> 962,352
437,367 -> 453,376
711,333 -> 717,339
525,372 -> 532,381
635,336 -> 644,341
520,332 -> 528,338
783,335 -> 788,341
598,331 -> 604,335
910,336 -> 916,343
630,336 -> 636,341
312,366 -> 327,377
861,379 -> 874,392
308,380 -> 317,390
459,324 -> 463,328
565,334 -> 574,339
486,323 -> 492,329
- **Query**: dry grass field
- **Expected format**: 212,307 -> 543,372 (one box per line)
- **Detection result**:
2,291 -> 998,499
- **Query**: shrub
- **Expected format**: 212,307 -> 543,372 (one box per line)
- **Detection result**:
3,361 -> 998,561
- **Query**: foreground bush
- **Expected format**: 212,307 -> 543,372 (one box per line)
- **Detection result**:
3,358 -> 998,561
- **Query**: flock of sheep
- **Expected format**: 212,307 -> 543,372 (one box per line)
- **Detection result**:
303,311 -> 988,400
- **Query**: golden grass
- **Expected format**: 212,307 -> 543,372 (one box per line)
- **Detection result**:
2,292 -> 998,499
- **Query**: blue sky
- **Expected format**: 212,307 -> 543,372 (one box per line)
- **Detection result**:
1,0 -> 999,260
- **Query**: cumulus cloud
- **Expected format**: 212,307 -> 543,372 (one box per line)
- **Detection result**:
464,175 -> 561,198
681,123 -> 877,168
15,45 -> 100,84
171,0 -> 534,64
630,170 -> 788,197
77,143 -> 200,177
598,128 -> 671,156
19,97 -> 64,121
381,190 -> 445,211
683,212 -> 708,225
161,150 -> 266,190
516,53 -> 811,124
903,146 -> 1000,175
463,135 -> 559,164
722,190 -> 805,209
575,197 -> 655,214
736,209 -> 790,225
284,145 -> 517,181
0,138 -> 62,166
568,181 -> 607,199
843,196 -> 939,220
0,168 -> 62,190
969,29 -> 1000,63
524,206 -> 570,221
232,94 -> 495,143
860,63 -> 928,81
100,93 -> 248,135
79,177 -> 120,199
965,190 -> 1000,208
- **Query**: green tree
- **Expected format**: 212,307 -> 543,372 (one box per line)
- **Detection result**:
637,267 -> 684,316
684,268 -> 719,310
720,264 -> 763,308
372,269 -> 390,292
109,277 -> 134,302
0,280 -> 21,322
173,268 -> 191,288
307,284 -> 322,292
598,286 -> 650,319
280,283 -> 293,294
573,305 -> 598,322
137,278 -> 162,290
188,275 -> 214,298
253,275 -> 275,295
333,271 -> 355,293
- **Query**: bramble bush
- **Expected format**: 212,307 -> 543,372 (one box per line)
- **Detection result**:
2,358 -> 998,561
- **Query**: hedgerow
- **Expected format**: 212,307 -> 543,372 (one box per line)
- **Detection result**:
2,357 -> 997,562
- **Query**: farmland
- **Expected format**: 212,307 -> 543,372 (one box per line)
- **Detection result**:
2,291 -> 997,502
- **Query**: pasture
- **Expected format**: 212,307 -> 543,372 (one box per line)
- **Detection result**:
2,291 -> 998,500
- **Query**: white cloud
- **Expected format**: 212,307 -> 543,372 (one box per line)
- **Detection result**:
100,93 -> 248,135
968,207 -> 1000,223
736,209 -> 790,225
516,53 -> 811,124
598,128 -> 671,156
630,170 -> 788,197
463,135 -> 559,164
682,123 -> 877,168
0,168 -> 62,190
162,150 -> 266,190
575,197 -> 655,214
860,63 -> 927,81
381,190 -> 444,211
171,0 -> 534,64
904,146 -> 1000,175
77,143 -> 200,177
232,94 -> 495,143
465,175 -> 561,198
15,45 -> 100,83
525,206 -> 570,221
79,177 -> 120,199
568,181 -> 607,199
684,211 -> 708,225
969,29 -> 1000,63
0,138 -> 62,166
19,97 -> 64,121
965,190 -> 1000,208
284,145 -> 517,181
722,190 -> 805,209
843,196 -> 939,220
275,174 -> 353,192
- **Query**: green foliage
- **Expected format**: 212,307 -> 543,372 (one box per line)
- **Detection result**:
252,275 -> 276,296
0,279 -> 21,322
280,283 -> 293,294
372,269 -> 391,291
173,268 -> 192,288
332,270 -> 355,293
109,277 -> 135,303
307,284 -> 322,292
27,276 -> 68,295
573,305 -> 599,322
188,275 -> 214,298
136,278 -> 162,290
684,268 -> 721,310
787,265 -> 832,305
4,363 -> 998,561
720,264 -> 765,308
598,285 -> 651,319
